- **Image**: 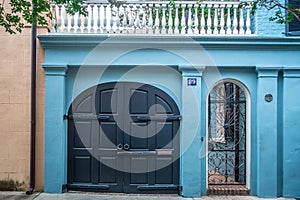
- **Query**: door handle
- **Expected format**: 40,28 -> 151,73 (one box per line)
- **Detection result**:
117,143 -> 123,150
124,143 -> 130,151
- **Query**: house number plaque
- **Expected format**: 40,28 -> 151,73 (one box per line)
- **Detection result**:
187,78 -> 197,86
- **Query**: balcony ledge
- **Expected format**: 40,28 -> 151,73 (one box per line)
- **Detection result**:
38,34 -> 300,50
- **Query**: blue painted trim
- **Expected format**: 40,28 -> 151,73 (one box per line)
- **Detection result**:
180,66 -> 203,197
43,64 -> 68,193
256,70 -> 279,197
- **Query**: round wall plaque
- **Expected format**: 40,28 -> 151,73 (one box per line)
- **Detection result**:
265,94 -> 273,102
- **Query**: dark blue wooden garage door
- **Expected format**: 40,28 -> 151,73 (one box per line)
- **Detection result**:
67,82 -> 181,193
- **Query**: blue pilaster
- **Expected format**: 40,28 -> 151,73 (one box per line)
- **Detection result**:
178,65 -> 205,197
282,69 -> 300,198
256,67 -> 279,197
43,64 -> 68,193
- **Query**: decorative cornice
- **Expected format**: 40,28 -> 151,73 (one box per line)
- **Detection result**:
178,65 -> 206,77
256,66 -> 281,78
42,64 -> 68,76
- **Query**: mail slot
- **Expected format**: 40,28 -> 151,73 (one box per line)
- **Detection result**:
156,149 -> 173,156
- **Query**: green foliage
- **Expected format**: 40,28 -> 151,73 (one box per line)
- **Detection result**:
239,0 -> 300,24
0,0 -> 87,34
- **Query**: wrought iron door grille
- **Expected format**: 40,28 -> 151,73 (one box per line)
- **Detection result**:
208,82 -> 246,185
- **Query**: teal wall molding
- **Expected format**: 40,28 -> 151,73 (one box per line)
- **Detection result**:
256,67 -> 280,197
179,65 -> 205,197
282,68 -> 300,198
42,64 -> 68,193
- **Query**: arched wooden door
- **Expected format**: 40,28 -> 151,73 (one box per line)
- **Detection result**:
67,82 -> 181,193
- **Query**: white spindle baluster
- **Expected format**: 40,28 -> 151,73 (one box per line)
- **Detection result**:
194,4 -> 199,34
77,12 -> 82,33
57,5 -> 62,32
141,4 -> 147,34
213,4 -> 219,35
174,3 -> 179,34
233,5 -> 238,35
245,8 -> 251,34
148,4 -> 154,34
90,4 -> 95,33
220,4 -> 225,35
134,4 -> 140,33
239,8 -> 245,34
109,5 -> 114,33
103,4 -> 108,33
168,5 -> 173,34
200,5 -> 205,34
96,4 -> 101,33
83,4 -> 88,33
226,6 -> 232,35
161,4 -> 167,34
207,4 -> 212,34
70,13 -> 75,33
128,4 -> 134,34
51,4 -> 57,32
122,5 -> 128,34
181,4 -> 186,34
154,4 -> 160,34
115,5 -> 120,33
63,6 -> 68,32
187,4 -> 193,34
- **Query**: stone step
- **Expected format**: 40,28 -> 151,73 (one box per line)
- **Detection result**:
207,185 -> 250,195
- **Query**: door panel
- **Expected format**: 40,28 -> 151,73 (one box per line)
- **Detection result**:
68,82 -> 180,193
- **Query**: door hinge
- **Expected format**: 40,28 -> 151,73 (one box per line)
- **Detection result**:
63,114 -> 69,120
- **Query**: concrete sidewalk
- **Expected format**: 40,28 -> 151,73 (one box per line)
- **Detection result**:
0,192 -> 297,200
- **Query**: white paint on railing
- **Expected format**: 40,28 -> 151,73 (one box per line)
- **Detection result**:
50,0 -> 254,35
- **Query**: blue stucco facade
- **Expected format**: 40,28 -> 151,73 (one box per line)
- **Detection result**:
38,31 -> 300,198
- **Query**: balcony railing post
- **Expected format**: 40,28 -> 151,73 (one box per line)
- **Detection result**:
141,4 -> 147,34
239,7 -> 245,34
148,4 -> 154,34
194,3 -> 199,34
200,5 -> 205,34
83,4 -> 89,33
103,4 -> 108,33
207,4 -> 212,34
168,5 -> 173,34
154,4 -> 160,34
226,6 -> 232,35
174,3 -> 180,34
233,4 -> 238,34
50,4 -> 56,33
246,8 -> 251,34
57,5 -> 62,33
96,4 -> 101,33
220,4 -> 225,35
213,4 -> 219,35
161,4 -> 167,34
187,4 -> 193,34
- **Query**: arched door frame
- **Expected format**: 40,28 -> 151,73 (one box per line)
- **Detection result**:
205,78 -> 251,189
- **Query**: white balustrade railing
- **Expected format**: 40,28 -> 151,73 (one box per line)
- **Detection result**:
50,0 -> 254,35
